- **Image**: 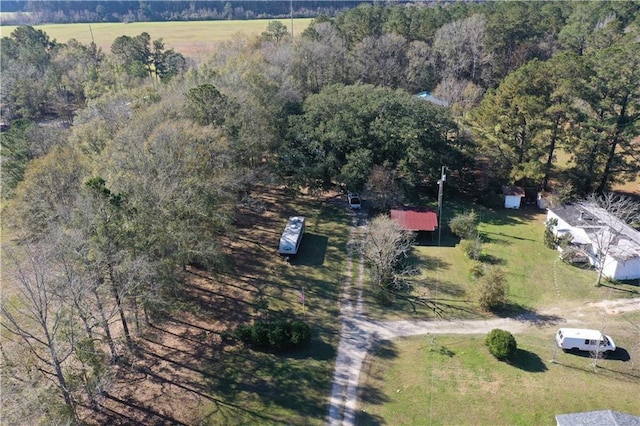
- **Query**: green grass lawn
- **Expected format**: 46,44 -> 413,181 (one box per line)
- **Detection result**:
358,327 -> 640,425
367,200 -> 639,321
358,199 -> 640,425
0,19 -> 314,59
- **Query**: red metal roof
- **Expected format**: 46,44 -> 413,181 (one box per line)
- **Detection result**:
390,208 -> 438,231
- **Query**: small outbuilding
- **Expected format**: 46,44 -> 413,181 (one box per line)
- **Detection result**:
502,185 -> 525,209
390,207 -> 438,232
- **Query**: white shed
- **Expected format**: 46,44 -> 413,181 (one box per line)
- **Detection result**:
502,186 -> 525,209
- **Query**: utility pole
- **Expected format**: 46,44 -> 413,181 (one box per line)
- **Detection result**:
437,166 -> 446,247
290,0 -> 294,37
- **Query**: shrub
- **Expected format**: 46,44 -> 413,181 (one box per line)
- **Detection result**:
461,235 -> 483,260
468,260 -> 484,279
290,321 -> 312,346
234,320 -> 311,352
543,218 -> 558,249
449,210 -> 478,239
477,267 -> 508,312
485,329 -> 517,361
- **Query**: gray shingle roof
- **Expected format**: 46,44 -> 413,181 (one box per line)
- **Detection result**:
556,410 -> 640,426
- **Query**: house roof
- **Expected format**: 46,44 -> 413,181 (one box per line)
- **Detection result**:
555,410 -> 640,426
415,91 -> 449,107
390,208 -> 438,231
502,185 -> 525,197
548,204 -> 640,261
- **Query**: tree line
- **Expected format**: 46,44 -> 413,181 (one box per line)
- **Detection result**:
1,1 -> 639,423
0,0 -> 362,25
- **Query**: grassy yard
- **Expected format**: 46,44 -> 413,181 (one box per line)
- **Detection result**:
365,200 -> 639,322
357,326 -> 640,425
357,200 -> 640,425
0,19 -> 314,60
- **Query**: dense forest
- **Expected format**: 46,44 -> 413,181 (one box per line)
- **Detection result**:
1,1 -> 639,423
1,0 -> 365,25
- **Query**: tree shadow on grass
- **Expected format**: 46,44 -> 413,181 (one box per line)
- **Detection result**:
509,348 -> 547,372
406,250 -> 451,272
290,233 -> 328,266
370,339 -> 399,360
283,337 -> 336,362
480,232 -> 514,246
479,253 -> 506,265
202,346 -> 333,420
495,303 -> 564,327
479,207 -> 543,226
418,277 -> 466,298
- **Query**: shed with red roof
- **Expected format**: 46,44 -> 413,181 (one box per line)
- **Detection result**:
390,208 -> 438,232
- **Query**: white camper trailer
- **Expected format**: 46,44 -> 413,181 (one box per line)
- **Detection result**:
279,216 -> 305,258
555,328 -> 616,353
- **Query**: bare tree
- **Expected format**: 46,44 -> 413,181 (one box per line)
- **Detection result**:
360,215 -> 414,295
579,192 -> 640,287
433,14 -> 488,83
363,165 -> 404,211
1,243 -> 78,422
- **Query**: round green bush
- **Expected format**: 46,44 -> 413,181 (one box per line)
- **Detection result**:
485,329 -> 517,361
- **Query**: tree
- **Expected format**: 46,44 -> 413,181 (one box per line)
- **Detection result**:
432,14 -> 487,84
477,267 -> 508,312
1,243 -> 78,422
363,165 -> 404,211
111,32 -> 151,78
360,215 -> 414,299
467,57 -> 581,187
280,83 -> 460,196
291,21 -> 348,95
579,193 -> 640,286
570,35 -> 640,194
544,217 -> 559,249
1,26 -> 56,120
485,329 -> 517,361
261,21 -> 290,44
185,83 -> 229,126
350,33 -> 408,89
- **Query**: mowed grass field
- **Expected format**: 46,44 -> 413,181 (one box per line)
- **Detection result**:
0,18 -> 314,59
357,326 -> 640,425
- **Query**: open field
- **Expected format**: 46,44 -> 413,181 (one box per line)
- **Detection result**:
0,18 -> 314,59
357,322 -> 640,425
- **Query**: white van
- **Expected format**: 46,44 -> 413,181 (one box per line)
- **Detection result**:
555,328 -> 616,353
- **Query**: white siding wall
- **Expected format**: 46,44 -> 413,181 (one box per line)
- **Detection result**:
504,195 -> 521,209
603,256 -> 640,280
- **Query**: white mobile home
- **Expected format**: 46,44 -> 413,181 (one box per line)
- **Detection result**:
546,204 -> 640,281
555,328 -> 616,353
279,216 -> 305,257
